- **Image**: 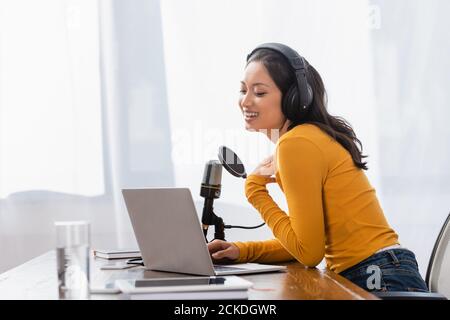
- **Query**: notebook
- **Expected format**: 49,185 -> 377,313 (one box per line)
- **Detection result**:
94,248 -> 141,260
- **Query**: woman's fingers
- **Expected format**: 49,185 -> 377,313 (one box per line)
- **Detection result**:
207,239 -> 228,254
207,240 -> 239,263
261,155 -> 274,165
212,247 -> 231,259
214,245 -> 239,260
251,154 -> 276,177
211,249 -> 235,264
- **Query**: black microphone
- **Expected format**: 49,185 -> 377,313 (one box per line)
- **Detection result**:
199,146 -> 263,241
200,160 -> 222,239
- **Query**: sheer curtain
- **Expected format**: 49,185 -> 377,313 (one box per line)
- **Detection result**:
370,0 -> 450,274
0,0 -> 104,198
0,0 -> 174,273
0,0 -> 108,273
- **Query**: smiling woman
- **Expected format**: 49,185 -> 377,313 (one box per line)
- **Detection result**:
207,43 -> 429,294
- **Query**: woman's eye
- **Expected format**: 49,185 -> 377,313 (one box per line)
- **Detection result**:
239,90 -> 247,94
255,92 -> 266,97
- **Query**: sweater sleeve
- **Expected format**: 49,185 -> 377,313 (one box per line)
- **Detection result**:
232,238 -> 295,264
243,137 -> 327,267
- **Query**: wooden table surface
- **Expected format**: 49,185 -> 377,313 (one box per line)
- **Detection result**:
0,251 -> 378,300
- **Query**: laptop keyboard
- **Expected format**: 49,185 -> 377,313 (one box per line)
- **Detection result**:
213,265 -> 247,272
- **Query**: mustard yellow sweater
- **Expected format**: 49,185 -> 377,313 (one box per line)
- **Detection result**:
233,124 -> 399,273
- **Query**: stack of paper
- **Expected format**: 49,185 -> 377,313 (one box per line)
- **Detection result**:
93,248 -> 141,260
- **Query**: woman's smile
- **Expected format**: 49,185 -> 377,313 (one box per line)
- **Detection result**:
243,109 -> 260,122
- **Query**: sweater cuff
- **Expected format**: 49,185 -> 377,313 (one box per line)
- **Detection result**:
246,174 -> 276,185
232,241 -> 248,263
245,175 -> 276,204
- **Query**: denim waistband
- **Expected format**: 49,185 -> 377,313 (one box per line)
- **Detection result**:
376,244 -> 402,253
340,248 -> 417,276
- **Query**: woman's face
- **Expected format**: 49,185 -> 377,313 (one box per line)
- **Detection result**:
239,61 -> 286,132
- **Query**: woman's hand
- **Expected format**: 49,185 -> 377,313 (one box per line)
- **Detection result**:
250,155 -> 275,177
207,239 -> 240,264
249,119 -> 291,178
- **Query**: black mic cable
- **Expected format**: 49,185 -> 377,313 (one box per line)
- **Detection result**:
224,222 -> 265,230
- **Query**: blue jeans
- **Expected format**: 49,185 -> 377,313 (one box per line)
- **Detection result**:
339,249 -> 429,293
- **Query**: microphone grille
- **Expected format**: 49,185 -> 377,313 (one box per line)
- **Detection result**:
202,160 -> 222,186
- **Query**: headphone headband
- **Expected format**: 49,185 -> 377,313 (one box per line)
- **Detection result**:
247,43 -> 307,71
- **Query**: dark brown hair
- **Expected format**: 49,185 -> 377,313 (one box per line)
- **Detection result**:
247,48 -> 368,170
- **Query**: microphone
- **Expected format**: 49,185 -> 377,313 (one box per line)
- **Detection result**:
199,146 -> 264,241
200,160 -> 222,239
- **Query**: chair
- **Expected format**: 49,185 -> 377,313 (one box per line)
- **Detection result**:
374,212 -> 450,300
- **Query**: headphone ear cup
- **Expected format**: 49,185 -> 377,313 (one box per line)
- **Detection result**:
283,85 -> 312,120
282,84 -> 313,120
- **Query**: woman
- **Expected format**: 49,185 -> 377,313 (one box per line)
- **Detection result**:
207,43 -> 428,293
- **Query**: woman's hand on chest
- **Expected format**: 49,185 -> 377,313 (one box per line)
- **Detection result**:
250,153 -> 278,177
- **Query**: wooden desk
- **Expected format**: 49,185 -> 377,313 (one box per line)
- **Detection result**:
0,251 -> 378,300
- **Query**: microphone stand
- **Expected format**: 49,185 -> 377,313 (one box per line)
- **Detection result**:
210,213 -> 225,241
202,198 -> 226,242
201,146 -> 265,242
202,201 -> 266,242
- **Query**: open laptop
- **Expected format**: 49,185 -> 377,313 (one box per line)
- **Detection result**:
121,188 -> 286,276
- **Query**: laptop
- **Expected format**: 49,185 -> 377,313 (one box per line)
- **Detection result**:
121,188 -> 287,276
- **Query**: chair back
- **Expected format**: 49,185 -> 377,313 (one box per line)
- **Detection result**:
426,213 -> 450,297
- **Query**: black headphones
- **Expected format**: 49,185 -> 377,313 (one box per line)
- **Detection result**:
246,43 -> 313,120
